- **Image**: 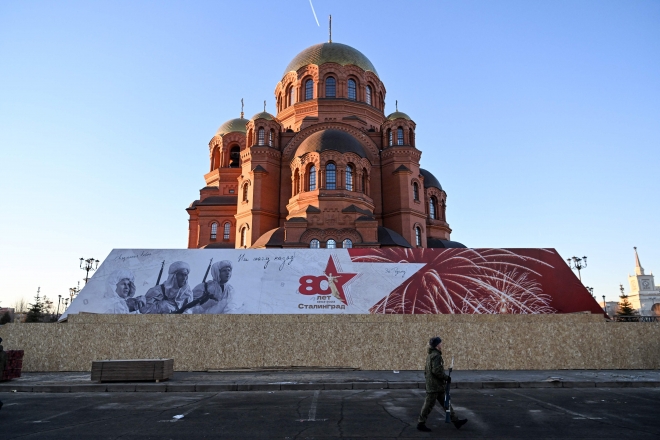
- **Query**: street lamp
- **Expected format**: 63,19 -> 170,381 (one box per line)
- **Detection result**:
56,294 -> 62,317
585,286 -> 594,298
69,282 -> 80,303
80,257 -> 99,284
602,295 -> 606,313
567,256 -> 588,281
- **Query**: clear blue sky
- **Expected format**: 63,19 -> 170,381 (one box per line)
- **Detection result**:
1,0 -> 659,309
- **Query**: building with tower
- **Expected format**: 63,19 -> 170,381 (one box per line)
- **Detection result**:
627,247 -> 660,315
186,40 -> 465,250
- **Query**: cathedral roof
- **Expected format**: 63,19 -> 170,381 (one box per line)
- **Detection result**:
284,42 -> 378,78
386,111 -> 412,121
427,238 -> 467,249
215,117 -> 249,136
420,168 -> 442,191
296,129 -> 366,158
251,112 -> 275,121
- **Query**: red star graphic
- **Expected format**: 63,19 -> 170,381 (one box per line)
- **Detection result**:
324,257 -> 357,305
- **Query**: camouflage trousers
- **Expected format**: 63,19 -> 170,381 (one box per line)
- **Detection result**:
418,391 -> 458,424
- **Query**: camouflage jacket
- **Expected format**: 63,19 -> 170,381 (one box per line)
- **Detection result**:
424,347 -> 449,393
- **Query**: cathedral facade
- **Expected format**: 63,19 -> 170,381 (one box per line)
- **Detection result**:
186,41 -> 465,250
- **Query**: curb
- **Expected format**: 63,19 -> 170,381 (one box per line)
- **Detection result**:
1,381 -> 659,393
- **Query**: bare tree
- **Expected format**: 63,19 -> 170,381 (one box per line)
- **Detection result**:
13,297 -> 28,313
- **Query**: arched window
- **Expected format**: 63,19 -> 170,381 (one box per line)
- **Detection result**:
429,197 -> 437,219
310,239 -> 320,249
223,222 -> 230,240
325,77 -> 336,98
409,128 -> 414,147
309,165 -> 316,191
348,79 -> 356,100
415,227 -> 422,247
229,146 -> 240,168
387,129 -> 392,146
327,239 -> 337,249
413,182 -> 419,201
326,163 -> 336,189
397,127 -> 404,145
342,239 -> 353,248
289,86 -> 295,106
257,127 -> 265,146
240,227 -> 248,248
210,222 -> 218,239
366,85 -> 372,105
268,129 -> 273,147
345,164 -> 354,191
305,79 -> 313,100
242,183 -> 249,202
379,92 -> 383,109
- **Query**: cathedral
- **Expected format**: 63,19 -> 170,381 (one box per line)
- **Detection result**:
186,40 -> 465,250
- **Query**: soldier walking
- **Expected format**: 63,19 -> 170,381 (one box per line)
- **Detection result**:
417,336 -> 468,432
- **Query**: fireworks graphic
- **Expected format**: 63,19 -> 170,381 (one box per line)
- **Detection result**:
350,248 -> 557,314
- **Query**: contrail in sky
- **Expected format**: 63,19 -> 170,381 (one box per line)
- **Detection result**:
309,0 -> 320,26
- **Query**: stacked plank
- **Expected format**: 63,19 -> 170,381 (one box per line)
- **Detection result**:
91,359 -> 173,383
1,350 -> 24,381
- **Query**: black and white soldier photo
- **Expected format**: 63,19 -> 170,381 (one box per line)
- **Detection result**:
140,261 -> 193,314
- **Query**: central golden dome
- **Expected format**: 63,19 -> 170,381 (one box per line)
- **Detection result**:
283,42 -> 378,77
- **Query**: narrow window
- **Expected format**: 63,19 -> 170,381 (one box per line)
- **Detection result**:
429,197 -> 436,219
397,127 -> 404,145
326,163 -> 336,189
268,129 -> 273,147
241,227 -> 247,247
342,239 -> 353,248
325,77 -> 336,98
366,85 -> 372,105
361,170 -> 367,194
229,146 -> 240,168
223,222 -> 230,240
243,183 -> 249,202
309,165 -> 316,191
327,239 -> 337,249
409,128 -> 414,147
210,222 -> 218,239
305,79 -> 313,100
258,127 -> 265,146
413,182 -> 419,201
345,165 -> 354,191
289,87 -> 295,106
415,227 -> 422,247
348,79 -> 356,100
387,129 -> 392,146
310,239 -> 320,249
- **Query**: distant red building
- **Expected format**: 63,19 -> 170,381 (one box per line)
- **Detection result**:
187,42 -> 465,250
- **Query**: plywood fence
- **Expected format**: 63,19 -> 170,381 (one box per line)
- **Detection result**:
0,313 -> 658,371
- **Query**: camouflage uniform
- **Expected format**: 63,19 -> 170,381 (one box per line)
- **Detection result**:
418,346 -> 458,424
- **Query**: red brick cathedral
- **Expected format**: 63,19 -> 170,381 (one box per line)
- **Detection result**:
187,41 -> 465,250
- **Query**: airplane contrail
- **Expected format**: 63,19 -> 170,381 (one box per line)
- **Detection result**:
309,0 -> 320,26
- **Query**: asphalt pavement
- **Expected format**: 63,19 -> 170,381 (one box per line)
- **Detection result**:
1,387 -> 660,439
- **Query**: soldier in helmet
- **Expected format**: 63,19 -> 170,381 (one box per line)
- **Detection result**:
417,336 -> 468,432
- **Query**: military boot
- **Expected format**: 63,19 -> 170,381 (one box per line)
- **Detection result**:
453,418 -> 468,429
417,422 -> 432,432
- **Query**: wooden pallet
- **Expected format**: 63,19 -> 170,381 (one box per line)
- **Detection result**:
91,359 -> 173,383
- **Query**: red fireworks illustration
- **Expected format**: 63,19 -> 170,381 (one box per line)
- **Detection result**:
349,248 -> 557,314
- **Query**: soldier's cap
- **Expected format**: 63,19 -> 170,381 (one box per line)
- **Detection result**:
429,337 -> 441,348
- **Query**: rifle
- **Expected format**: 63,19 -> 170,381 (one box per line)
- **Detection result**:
171,258 -> 214,314
445,356 -> 454,423
155,260 -> 165,285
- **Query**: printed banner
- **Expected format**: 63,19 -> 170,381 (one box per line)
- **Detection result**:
60,248 -> 604,320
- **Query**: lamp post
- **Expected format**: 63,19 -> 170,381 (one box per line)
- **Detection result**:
56,295 -> 62,318
602,295 -> 606,313
567,256 -> 588,281
585,286 -> 594,298
80,257 -> 99,284
69,282 -> 80,303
